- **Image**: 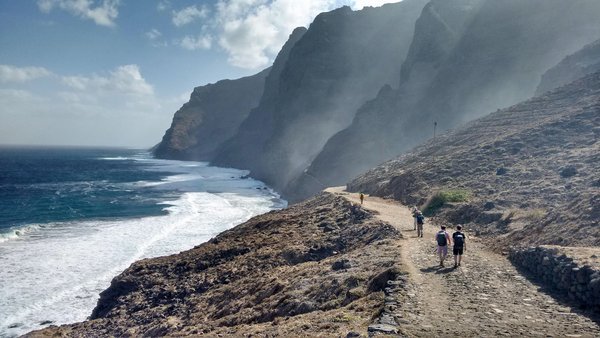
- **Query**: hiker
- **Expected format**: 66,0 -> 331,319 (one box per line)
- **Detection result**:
359,192 -> 364,205
452,225 -> 466,268
416,211 -> 425,238
436,225 -> 452,267
411,206 -> 419,230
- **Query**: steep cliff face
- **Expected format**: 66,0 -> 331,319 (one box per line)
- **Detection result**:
299,0 -> 600,201
536,38 -> 600,95
349,70 -> 600,247
153,27 -> 307,161
153,69 -> 269,161
209,27 -> 307,168
213,0 -> 428,190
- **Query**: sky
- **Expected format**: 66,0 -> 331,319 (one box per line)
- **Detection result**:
0,0 -> 401,148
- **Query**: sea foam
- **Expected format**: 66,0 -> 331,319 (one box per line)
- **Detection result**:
0,158 -> 284,337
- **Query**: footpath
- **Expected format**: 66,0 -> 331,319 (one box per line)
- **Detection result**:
326,187 -> 600,337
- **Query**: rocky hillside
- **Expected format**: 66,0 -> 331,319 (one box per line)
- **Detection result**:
301,0 -> 600,201
348,70 -> 600,247
27,193 -> 403,337
537,38 -> 600,95
212,0 -> 428,191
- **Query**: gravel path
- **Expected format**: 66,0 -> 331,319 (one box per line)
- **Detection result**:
327,187 -> 600,337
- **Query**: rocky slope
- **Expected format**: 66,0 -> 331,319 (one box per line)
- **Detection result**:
211,0 -> 428,191
348,70 -> 600,247
537,38 -> 600,95
301,0 -> 600,202
27,193 -> 404,337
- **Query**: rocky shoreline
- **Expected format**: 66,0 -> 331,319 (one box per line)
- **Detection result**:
26,193 -> 405,337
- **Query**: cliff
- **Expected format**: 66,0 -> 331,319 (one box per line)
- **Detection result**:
300,0 -> 600,201
153,27 -> 307,161
348,70 -> 600,247
153,69 -> 269,161
212,0 -> 428,191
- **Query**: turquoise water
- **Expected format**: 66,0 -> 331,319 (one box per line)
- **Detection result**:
0,146 -> 285,337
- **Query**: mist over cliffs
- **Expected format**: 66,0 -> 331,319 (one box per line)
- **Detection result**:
154,0 -> 600,201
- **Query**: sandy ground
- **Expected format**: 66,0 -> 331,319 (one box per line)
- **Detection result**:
326,187 -> 600,337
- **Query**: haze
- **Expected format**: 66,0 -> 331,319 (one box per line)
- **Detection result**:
0,0 -> 401,148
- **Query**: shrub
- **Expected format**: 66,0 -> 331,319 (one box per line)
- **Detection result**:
424,189 -> 471,215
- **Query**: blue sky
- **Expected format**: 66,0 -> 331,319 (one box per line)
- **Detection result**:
0,0 -> 401,147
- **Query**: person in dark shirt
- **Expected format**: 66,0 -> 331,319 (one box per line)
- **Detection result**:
452,225 -> 467,268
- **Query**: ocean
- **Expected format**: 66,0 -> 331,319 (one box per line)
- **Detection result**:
0,146 -> 286,337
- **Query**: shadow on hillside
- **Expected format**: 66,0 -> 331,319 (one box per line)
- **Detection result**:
512,264 -> 600,326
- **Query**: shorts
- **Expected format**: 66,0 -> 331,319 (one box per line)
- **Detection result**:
437,245 -> 447,256
453,246 -> 464,256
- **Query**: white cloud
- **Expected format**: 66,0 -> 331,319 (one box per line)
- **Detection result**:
172,5 -> 209,27
37,0 -> 120,27
0,65 -> 52,83
157,0 -> 170,12
145,28 -> 162,40
0,65 -> 181,147
180,35 -> 213,50
61,64 -> 154,96
204,0 -> 401,69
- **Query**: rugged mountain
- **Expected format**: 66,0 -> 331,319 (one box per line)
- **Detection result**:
26,193 -> 402,337
212,0 -> 428,191
349,70 -> 600,247
297,0 -> 600,201
153,27 -> 307,161
537,38 -> 600,95
153,70 -> 269,161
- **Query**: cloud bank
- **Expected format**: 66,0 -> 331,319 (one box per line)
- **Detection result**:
0,65 -> 52,83
37,0 -> 121,27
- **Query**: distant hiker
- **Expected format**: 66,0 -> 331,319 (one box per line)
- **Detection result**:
452,225 -> 466,268
436,225 -> 452,267
416,211 -> 425,238
411,206 -> 419,230
359,193 -> 364,205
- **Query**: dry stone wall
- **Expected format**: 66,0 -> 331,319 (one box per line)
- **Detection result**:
509,246 -> 600,311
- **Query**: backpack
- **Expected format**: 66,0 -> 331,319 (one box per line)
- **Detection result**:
436,231 -> 447,246
453,232 -> 464,246
416,214 -> 425,225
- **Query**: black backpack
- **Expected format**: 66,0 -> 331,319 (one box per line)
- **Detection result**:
436,231 -> 447,246
416,214 -> 425,225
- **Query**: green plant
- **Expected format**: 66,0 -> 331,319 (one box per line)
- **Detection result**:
423,189 -> 471,215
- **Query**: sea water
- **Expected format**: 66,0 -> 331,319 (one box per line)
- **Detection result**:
0,146 -> 286,337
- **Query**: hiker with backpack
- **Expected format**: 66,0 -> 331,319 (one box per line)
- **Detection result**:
416,211 -> 425,238
359,192 -> 364,205
452,225 -> 466,268
411,206 -> 419,230
436,225 -> 452,267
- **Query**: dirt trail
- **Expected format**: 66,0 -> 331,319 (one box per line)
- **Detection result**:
326,187 -> 600,337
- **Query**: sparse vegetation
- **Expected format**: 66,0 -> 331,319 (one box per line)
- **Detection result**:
423,189 -> 471,215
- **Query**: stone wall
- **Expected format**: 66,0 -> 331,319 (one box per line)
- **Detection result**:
509,246 -> 600,311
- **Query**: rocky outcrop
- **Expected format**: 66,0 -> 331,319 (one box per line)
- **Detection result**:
299,0 -> 600,201
213,0 -> 428,192
510,246 -> 600,311
537,38 -> 600,95
348,70 -> 600,247
26,193 -> 404,337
